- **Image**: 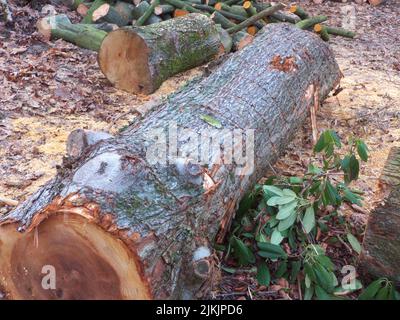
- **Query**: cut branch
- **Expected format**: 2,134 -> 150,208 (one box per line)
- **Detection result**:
226,3 -> 285,34
37,14 -> 107,51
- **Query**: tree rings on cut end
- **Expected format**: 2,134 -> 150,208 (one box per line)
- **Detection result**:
98,29 -> 153,94
0,213 -> 150,299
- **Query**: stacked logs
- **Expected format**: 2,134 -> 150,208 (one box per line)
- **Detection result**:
38,0 -> 355,53
36,1 -> 355,94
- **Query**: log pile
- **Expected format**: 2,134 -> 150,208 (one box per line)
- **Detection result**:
38,0 -> 356,53
35,1 -> 354,94
0,23 -> 342,300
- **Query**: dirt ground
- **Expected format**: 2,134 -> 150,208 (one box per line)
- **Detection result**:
1,0 -> 399,299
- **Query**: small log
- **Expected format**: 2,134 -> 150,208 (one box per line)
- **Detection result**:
215,2 -> 246,17
289,5 -> 309,20
135,0 -> 160,26
82,0 -> 108,24
314,24 -> 329,41
77,3 -> 91,16
191,3 -> 264,29
243,1 -> 257,17
114,1 -> 136,22
132,1 -> 162,25
164,0 -> 204,14
210,10 -> 252,50
270,11 -> 300,24
252,1 -> 299,24
98,13 -> 224,94
154,4 -> 175,15
295,15 -> 328,30
226,3 -> 285,34
0,23 -> 341,300
37,14 -> 107,51
92,3 -> 130,26
325,26 -> 355,38
359,147 -> 400,285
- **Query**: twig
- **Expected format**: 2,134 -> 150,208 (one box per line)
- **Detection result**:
226,3 -> 286,34
337,234 -> 353,254
0,196 -> 18,207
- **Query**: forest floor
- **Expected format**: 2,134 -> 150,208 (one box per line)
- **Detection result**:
1,0 -> 400,300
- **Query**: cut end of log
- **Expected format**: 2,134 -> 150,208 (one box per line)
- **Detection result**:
314,23 -> 323,33
173,9 -> 189,17
0,213 -> 150,299
214,2 -> 222,10
246,25 -> 257,36
98,28 -> 153,94
77,3 -> 90,17
243,1 -> 252,9
92,3 -> 110,22
36,19 -> 52,41
289,5 -> 297,14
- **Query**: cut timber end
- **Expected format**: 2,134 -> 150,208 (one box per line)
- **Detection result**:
36,19 -> 52,40
98,29 -> 153,94
174,9 -> 189,17
246,25 -> 257,36
92,3 -> 110,22
0,213 -> 150,299
77,3 -> 89,16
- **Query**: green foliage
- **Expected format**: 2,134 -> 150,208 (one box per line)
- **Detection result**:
358,278 -> 400,300
224,130 -> 385,300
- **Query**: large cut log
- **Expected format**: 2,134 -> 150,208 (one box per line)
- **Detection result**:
98,14 -> 225,95
359,147 -> 400,285
0,23 -> 341,300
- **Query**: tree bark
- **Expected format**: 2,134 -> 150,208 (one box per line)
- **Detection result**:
98,13 -> 225,95
359,147 -> 400,286
0,23 -> 341,300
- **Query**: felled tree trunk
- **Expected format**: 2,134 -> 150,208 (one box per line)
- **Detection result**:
98,14 -> 224,95
0,23 -> 341,300
359,147 -> 400,285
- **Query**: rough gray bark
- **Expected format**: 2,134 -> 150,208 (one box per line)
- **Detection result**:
0,23 -> 341,300
359,147 -> 400,286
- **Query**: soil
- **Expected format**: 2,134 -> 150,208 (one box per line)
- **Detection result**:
1,0 -> 399,299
